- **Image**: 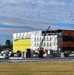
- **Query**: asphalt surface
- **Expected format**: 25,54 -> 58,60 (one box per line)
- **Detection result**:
0,57 -> 74,63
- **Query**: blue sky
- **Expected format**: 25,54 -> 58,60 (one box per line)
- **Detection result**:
0,0 -> 74,45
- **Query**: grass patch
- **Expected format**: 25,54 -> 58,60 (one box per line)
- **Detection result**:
0,61 -> 74,75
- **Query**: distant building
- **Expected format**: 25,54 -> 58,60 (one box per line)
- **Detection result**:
13,30 -> 74,53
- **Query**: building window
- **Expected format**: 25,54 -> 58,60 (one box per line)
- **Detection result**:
43,43 -> 46,46
34,43 -> 36,46
47,36 -> 48,41
58,36 -> 62,42
45,36 -> 47,41
37,43 -> 39,47
34,37 -> 36,41
50,37 -> 52,41
36,37 -> 38,41
47,42 -> 49,46
39,37 -> 41,41
50,42 -> 52,46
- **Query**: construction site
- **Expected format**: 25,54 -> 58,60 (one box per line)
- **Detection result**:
0,26 -> 74,75
12,26 -> 74,58
0,26 -> 74,59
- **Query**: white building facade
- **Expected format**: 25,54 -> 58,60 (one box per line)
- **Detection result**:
13,31 -> 58,51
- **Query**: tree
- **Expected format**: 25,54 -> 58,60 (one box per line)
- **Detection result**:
4,39 -> 13,51
6,40 -> 11,46
0,44 -> 3,52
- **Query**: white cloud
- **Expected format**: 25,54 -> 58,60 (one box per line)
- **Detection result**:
0,27 -> 40,34
0,28 -> 24,34
0,0 -> 74,35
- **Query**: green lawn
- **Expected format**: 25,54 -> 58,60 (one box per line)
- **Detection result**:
0,61 -> 74,75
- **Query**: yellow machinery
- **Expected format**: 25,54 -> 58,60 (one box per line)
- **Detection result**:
13,38 -> 31,52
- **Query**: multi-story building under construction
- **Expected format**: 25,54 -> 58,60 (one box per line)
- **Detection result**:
13,29 -> 74,54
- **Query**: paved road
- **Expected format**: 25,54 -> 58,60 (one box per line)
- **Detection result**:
0,57 -> 74,63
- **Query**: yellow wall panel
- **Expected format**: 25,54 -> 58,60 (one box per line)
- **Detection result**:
13,38 -> 30,52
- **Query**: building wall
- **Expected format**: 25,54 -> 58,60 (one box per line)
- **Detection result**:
13,31 -> 58,52
13,38 -> 30,52
13,31 -> 41,52
58,30 -> 74,51
13,30 -> 74,52
30,35 -> 58,51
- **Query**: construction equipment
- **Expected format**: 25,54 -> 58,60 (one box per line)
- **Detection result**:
39,26 -> 50,50
38,26 -> 50,57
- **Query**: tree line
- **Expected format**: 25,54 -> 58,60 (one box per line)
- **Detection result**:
0,40 -> 13,52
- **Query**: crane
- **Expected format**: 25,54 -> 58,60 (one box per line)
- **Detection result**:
38,26 -> 50,51
38,26 -> 50,57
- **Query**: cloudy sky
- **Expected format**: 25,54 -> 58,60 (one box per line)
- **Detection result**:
0,0 -> 74,45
